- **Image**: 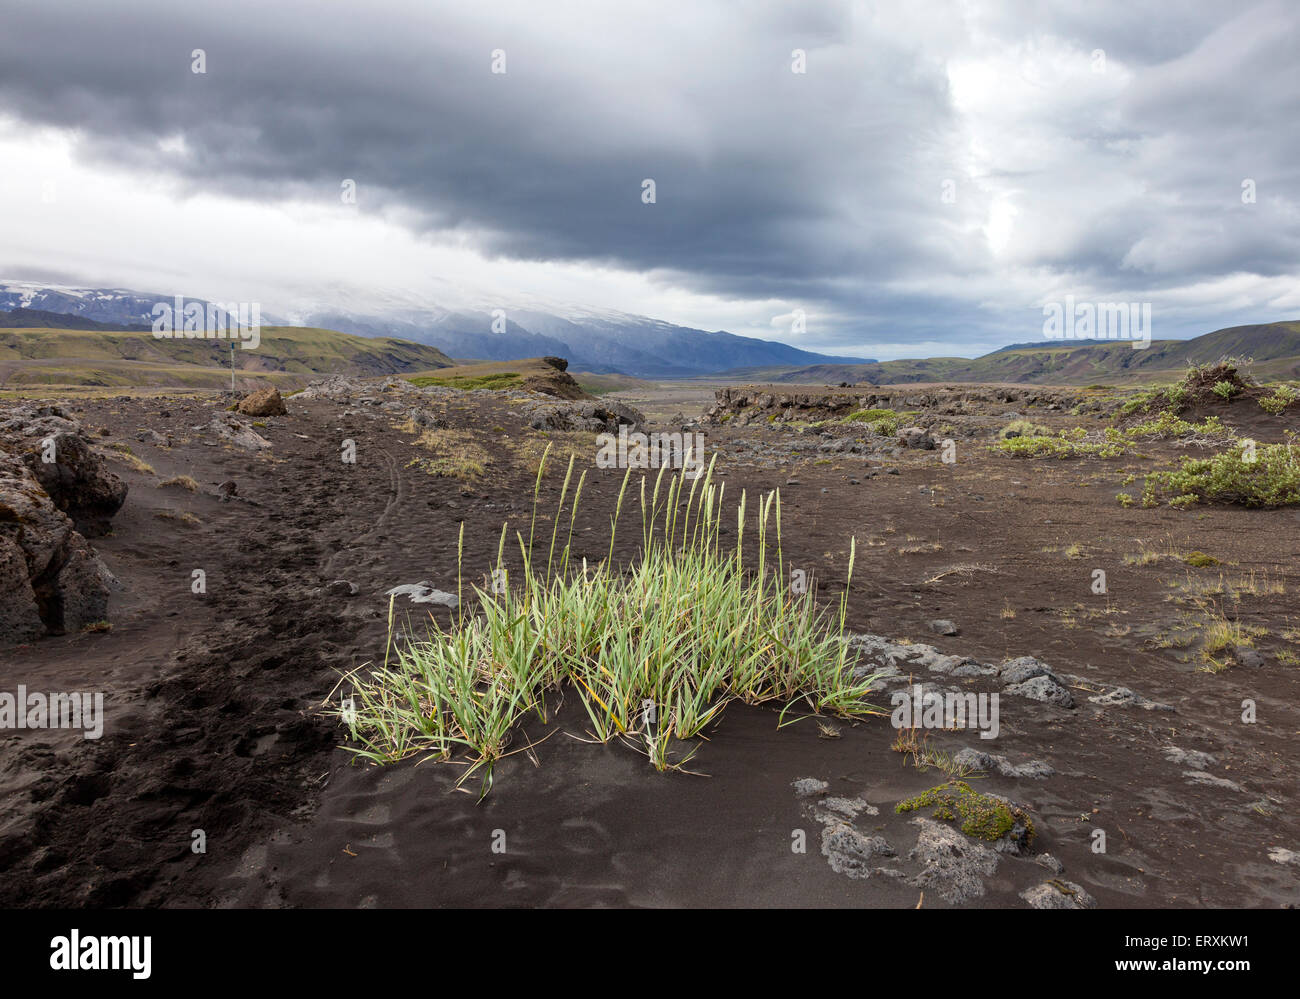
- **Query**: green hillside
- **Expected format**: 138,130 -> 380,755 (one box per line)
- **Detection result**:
745,322 -> 1300,386
0,325 -> 453,389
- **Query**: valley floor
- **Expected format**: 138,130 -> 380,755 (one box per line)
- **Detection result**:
2,378 -> 1298,907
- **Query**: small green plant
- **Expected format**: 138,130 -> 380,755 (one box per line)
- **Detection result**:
1211,380 -> 1239,400
1260,384 -> 1300,415
1116,492 -> 1134,507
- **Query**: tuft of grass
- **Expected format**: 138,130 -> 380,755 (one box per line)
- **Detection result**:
405,428 -> 491,481
105,445 -> 155,475
159,474 -> 199,492
893,728 -> 979,779
331,452 -> 885,792
154,509 -> 200,526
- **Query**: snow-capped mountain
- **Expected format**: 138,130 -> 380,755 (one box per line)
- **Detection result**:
0,283 -> 288,329
0,281 -> 871,377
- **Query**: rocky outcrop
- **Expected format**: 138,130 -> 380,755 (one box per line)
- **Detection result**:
703,384 -> 1090,426
236,385 -> 288,417
897,426 -> 935,450
0,404 -> 127,536
0,447 -> 116,644
522,398 -> 645,434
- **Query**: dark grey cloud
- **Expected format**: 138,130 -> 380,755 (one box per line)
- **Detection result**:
0,0 -> 1297,355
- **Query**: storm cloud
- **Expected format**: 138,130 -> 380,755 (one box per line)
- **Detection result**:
0,0 -> 1296,357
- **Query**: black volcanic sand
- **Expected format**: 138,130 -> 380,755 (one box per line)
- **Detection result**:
2,384 -> 1299,908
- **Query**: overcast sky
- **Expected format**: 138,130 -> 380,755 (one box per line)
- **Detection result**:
1,0 -> 1297,359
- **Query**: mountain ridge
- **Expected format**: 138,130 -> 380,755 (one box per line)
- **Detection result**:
0,282 -> 872,379
725,322 -> 1300,386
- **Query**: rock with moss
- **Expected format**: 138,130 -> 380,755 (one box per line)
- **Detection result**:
897,780 -> 1036,853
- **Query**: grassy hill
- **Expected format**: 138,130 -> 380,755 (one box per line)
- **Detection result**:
0,325 -> 453,390
403,357 -> 592,399
737,322 -> 1300,386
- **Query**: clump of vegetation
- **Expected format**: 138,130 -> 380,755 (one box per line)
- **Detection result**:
1142,441 -> 1300,508
997,418 -> 1050,439
1182,551 -> 1220,568
154,509 -> 200,525
159,474 -> 199,491
1197,607 -> 1268,673
1259,384 -> 1300,415
1118,360 -> 1252,421
1119,383 -> 1184,418
105,445 -> 155,475
1116,493 -> 1134,507
405,428 -> 491,481
994,427 -> 1129,459
1185,358 -> 1254,393
1125,411 -> 1234,443
333,451 -> 885,791
892,728 -> 978,779
896,780 -> 1035,844
844,408 -> 907,435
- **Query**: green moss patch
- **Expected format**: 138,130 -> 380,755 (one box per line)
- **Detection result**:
896,780 -> 1035,844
